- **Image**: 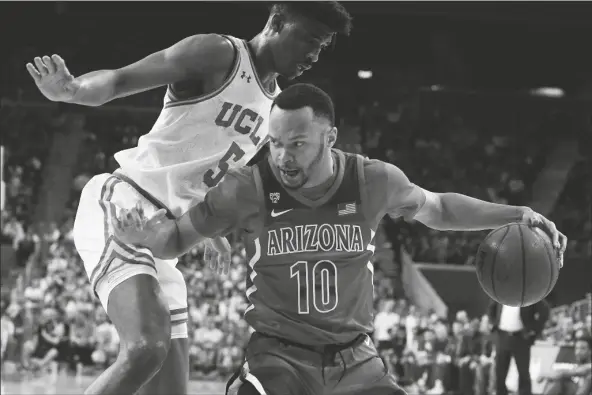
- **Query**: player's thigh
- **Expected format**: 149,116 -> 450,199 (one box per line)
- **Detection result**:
74,173 -> 188,339
333,337 -> 407,395
138,338 -> 189,395
226,335 -> 315,395
74,174 -> 160,310
155,257 -> 188,340
107,274 -> 171,346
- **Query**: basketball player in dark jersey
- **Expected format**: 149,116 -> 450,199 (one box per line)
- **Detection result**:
110,84 -> 567,395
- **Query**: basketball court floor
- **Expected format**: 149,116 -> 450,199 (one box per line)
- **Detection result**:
1,375 -> 226,395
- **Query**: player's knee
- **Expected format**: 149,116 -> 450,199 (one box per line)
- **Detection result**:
121,335 -> 170,374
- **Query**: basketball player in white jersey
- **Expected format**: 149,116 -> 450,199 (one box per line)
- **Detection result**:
25,3 -> 352,394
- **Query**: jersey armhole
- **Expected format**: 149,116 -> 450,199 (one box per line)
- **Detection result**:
165,34 -> 241,108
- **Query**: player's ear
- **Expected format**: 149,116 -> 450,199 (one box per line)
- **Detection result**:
327,127 -> 338,148
269,13 -> 286,34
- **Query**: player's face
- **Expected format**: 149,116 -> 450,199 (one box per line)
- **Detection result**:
268,106 -> 334,189
272,16 -> 334,79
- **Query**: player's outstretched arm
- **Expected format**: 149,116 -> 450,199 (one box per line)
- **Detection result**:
108,202 -> 208,259
110,167 -> 257,259
379,160 -> 567,256
25,34 -> 234,106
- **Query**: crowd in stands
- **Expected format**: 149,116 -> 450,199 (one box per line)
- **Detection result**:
551,160 -> 592,259
2,69 -> 590,395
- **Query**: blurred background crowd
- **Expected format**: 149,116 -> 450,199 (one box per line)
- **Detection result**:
1,2 -> 591,395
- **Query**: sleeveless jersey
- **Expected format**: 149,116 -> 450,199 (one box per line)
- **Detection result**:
114,35 -> 280,217
243,151 -> 377,346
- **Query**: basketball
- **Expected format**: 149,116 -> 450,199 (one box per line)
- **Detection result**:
475,223 -> 560,307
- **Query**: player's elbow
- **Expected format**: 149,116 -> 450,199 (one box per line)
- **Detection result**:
414,191 -> 447,230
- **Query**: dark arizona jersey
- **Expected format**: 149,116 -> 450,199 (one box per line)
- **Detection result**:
189,149 -> 426,345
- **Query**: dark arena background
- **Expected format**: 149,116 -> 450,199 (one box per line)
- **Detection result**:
1,2 -> 591,395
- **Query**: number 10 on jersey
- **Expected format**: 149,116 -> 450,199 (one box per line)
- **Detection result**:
290,260 -> 338,314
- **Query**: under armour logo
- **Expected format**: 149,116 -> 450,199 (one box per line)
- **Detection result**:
241,71 -> 252,83
269,192 -> 280,204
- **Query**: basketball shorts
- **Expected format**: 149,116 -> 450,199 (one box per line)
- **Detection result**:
226,332 -> 407,395
73,173 -> 188,339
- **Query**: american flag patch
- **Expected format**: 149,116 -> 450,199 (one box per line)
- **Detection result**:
338,202 -> 357,216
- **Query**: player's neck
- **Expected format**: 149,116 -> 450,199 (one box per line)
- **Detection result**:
248,35 -> 279,88
302,151 -> 335,189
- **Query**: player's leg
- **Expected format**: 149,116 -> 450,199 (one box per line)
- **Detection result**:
331,335 -> 407,395
225,333 -> 317,395
512,337 -> 532,395
138,337 -> 189,395
83,275 -> 171,395
138,259 -> 190,395
74,175 -> 171,394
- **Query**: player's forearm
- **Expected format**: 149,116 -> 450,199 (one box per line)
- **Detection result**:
421,192 -> 528,231
69,70 -> 119,106
155,216 -> 207,260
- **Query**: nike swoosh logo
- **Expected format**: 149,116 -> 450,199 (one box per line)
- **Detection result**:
271,209 -> 293,218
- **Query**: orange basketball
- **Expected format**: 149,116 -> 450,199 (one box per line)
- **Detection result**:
475,223 -> 560,307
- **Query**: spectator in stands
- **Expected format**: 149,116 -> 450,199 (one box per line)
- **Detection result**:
473,315 -> 495,395
488,300 -> 550,395
68,311 -> 95,375
22,307 -> 70,375
2,212 -> 24,249
540,337 -> 592,395
374,299 -> 400,354
91,310 -> 119,368
1,299 -> 15,364
15,225 -> 40,269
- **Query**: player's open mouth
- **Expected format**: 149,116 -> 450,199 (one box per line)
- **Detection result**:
281,169 -> 300,178
297,64 -> 310,73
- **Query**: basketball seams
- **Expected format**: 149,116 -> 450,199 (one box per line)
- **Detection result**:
490,225 -> 512,302
478,223 -> 558,307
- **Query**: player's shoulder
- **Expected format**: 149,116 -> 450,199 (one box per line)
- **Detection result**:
172,33 -> 236,75
360,157 -> 412,189
361,157 -> 401,177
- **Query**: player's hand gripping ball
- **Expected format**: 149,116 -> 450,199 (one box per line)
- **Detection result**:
475,208 -> 567,307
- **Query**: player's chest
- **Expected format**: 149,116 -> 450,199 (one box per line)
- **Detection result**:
260,203 -> 373,258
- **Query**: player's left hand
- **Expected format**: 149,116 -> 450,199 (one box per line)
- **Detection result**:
521,208 -> 567,267
204,236 -> 232,275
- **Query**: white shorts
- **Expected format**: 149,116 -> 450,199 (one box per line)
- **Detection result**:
73,173 -> 188,339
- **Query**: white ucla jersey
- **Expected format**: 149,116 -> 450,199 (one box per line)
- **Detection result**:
114,35 -> 280,217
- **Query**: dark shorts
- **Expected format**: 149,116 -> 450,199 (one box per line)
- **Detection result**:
227,332 -> 407,395
69,344 -> 95,366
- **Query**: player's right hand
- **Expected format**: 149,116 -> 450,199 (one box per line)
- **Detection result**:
109,201 -> 168,248
204,237 -> 232,275
26,55 -> 80,102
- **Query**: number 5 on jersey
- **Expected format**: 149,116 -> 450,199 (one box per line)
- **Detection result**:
203,142 -> 245,188
203,102 -> 264,188
290,260 -> 338,314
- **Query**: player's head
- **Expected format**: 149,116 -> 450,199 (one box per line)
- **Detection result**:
269,83 -> 337,189
264,2 -> 352,79
574,336 -> 592,363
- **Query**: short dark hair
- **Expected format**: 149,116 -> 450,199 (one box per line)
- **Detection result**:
272,83 -> 335,125
270,2 -> 353,36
